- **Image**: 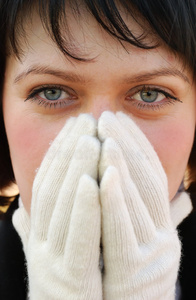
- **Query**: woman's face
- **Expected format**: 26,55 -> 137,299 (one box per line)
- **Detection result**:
3,9 -> 196,212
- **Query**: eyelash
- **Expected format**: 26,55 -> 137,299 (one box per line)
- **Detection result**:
25,84 -> 77,108
25,84 -> 182,111
125,85 -> 182,111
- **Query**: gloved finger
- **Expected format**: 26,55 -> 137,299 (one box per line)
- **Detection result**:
100,138 -> 156,243
99,112 -> 167,187
12,207 -> 30,254
116,112 -> 172,228
64,175 -> 101,278
101,166 -> 139,264
47,135 -> 100,254
117,111 -> 167,183
32,114 -> 97,240
99,111 -> 166,186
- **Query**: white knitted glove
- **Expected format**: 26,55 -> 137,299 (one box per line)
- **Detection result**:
170,191 -> 192,228
98,112 -> 192,227
98,112 -> 182,300
13,114 -> 102,300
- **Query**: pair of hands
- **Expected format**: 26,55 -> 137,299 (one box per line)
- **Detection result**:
13,112 -> 191,300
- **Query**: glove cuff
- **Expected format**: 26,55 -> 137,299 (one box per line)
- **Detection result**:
170,192 -> 193,228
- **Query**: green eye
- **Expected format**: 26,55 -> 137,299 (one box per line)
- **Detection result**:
25,84 -> 79,109
140,90 -> 158,103
125,85 -> 181,112
44,89 -> 62,101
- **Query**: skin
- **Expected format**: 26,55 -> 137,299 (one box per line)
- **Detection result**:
2,8 -> 196,213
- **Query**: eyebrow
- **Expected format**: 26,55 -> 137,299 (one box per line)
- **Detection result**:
126,68 -> 190,84
14,65 -> 190,85
14,66 -> 88,84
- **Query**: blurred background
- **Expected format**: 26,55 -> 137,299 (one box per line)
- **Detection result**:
0,184 -> 19,213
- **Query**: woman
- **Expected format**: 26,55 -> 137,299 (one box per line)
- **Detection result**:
0,0 -> 196,299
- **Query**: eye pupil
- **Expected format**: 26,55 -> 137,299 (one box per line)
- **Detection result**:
44,89 -> 61,101
140,90 -> 158,103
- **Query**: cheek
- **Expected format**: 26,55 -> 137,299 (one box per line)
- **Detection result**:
140,118 -> 195,199
4,113 -> 66,212
11,118 -> 50,177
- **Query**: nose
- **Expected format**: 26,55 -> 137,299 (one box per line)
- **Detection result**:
85,96 -> 118,119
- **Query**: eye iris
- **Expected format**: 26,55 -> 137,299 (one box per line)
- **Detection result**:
44,89 -> 61,101
140,90 -> 158,103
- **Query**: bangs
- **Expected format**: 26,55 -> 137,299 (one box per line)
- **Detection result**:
1,0 -> 196,69
2,0 -> 156,61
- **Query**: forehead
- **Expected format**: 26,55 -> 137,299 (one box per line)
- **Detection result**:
5,4 -> 192,87
10,1 -> 162,60
9,6 -> 181,66
4,0 -> 196,82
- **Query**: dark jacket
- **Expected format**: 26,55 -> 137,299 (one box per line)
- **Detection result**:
0,197 -> 196,300
0,198 -> 27,300
178,210 -> 196,299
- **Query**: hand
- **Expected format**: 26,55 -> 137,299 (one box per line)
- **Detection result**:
98,112 -> 182,300
99,111 -> 192,228
13,114 -> 102,300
